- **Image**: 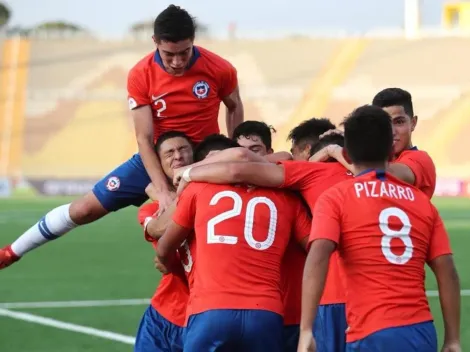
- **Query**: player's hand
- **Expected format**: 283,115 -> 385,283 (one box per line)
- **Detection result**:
0,245 -> 21,270
297,329 -> 316,352
173,166 -> 189,187
319,128 -> 344,139
154,189 -> 176,217
441,341 -> 462,352
309,147 -> 329,162
176,178 -> 189,197
154,254 -> 170,275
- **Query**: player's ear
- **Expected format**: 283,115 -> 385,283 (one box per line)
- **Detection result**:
267,148 -> 274,155
411,115 -> 418,132
152,35 -> 158,46
342,148 -> 352,164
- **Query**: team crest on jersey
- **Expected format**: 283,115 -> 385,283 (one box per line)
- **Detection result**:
106,176 -> 120,191
192,81 -> 210,99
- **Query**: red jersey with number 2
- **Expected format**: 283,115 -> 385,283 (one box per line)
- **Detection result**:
172,183 -> 311,317
137,203 -> 189,327
309,170 -> 452,342
127,46 -> 237,144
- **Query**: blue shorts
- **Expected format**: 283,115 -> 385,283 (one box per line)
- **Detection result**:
134,305 -> 185,352
346,321 -> 437,352
184,309 -> 283,352
283,324 -> 300,352
92,154 -> 150,211
313,303 -> 347,352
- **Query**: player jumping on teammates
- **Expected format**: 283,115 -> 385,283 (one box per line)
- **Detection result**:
298,105 -> 460,352
0,5 -> 243,269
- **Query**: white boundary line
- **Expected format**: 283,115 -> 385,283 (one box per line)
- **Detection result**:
0,308 -> 135,344
0,290 -> 469,310
0,298 -> 150,309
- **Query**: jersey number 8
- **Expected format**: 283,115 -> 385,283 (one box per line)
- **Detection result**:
207,190 -> 278,250
379,207 -> 413,265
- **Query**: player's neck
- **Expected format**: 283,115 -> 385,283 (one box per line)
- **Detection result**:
353,162 -> 387,176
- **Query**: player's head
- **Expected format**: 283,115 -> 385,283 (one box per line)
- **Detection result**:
287,118 -> 336,160
372,88 -> 417,156
310,133 -> 345,161
153,5 -> 196,76
155,131 -> 194,179
342,105 -> 393,172
194,134 -> 240,162
232,120 -> 274,156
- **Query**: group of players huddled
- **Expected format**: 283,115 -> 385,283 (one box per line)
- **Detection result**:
0,4 -> 461,352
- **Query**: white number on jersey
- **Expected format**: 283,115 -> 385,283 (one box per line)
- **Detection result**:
207,190 -> 278,250
154,99 -> 167,118
379,207 -> 413,265
180,241 -> 193,273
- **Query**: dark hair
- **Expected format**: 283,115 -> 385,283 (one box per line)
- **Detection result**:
343,105 -> 393,165
232,121 -> 275,150
155,131 -> 193,153
153,5 -> 196,42
310,133 -> 345,157
194,134 -> 240,162
287,118 -> 336,151
372,88 -> 414,117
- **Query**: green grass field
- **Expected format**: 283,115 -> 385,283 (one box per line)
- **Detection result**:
0,197 -> 469,351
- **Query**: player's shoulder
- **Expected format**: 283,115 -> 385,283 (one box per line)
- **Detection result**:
397,147 -> 435,165
196,46 -> 235,71
129,51 -> 156,75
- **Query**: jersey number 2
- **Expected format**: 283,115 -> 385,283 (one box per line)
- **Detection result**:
207,190 -> 278,250
154,99 -> 166,118
380,207 -> 413,265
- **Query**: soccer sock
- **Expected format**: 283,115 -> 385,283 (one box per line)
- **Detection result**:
11,204 -> 78,256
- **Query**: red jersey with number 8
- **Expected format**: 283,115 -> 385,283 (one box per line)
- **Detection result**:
309,170 -> 452,342
173,183 -> 311,317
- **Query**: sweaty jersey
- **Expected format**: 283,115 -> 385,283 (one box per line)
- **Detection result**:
172,182 -> 311,317
138,203 -> 189,327
394,147 -> 436,198
309,170 -> 452,342
279,161 -> 353,310
127,46 -> 237,144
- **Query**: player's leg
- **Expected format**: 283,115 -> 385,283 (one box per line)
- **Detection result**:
313,303 -> 347,352
134,306 -> 177,352
283,324 -> 300,352
184,310 -> 241,351
7,154 -> 150,259
240,310 -> 283,352
345,321 -> 437,352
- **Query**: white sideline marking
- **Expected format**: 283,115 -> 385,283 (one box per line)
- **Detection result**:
0,308 -> 135,344
0,298 -> 150,309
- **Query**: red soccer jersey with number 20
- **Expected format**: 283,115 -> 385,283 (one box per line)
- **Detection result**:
127,46 -> 237,144
173,183 -> 311,318
309,170 -> 452,342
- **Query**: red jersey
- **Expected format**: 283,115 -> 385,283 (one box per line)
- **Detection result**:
309,170 -> 452,342
280,161 -> 353,312
137,203 -> 189,327
127,46 -> 237,144
172,183 -> 311,317
394,147 -> 436,198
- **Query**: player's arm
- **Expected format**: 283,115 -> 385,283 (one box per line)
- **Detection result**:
145,201 -> 177,240
300,191 -> 341,335
218,63 -> 243,137
128,68 -> 173,213
156,221 -> 191,274
427,208 -> 461,348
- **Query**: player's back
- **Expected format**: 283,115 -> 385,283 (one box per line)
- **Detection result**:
187,182 -> 306,316
319,170 -> 443,341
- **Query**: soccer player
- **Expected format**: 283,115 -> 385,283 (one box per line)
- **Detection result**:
0,5 -> 243,269
135,131 -> 194,352
299,105 -> 461,352
156,148 -> 311,351
287,118 -> 336,160
175,129 -> 351,352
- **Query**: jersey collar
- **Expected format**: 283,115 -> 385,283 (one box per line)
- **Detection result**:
153,46 -> 201,72
356,168 -> 387,180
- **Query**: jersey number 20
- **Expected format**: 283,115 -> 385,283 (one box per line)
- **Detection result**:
207,190 -> 278,250
380,207 -> 413,265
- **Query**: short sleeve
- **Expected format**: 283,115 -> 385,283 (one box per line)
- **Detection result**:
137,202 -> 160,243
279,161 -> 321,190
309,188 -> 342,246
172,183 -> 199,229
127,65 -> 151,110
291,199 -> 312,243
395,151 -> 436,198
427,205 -> 452,262
218,62 -> 238,98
